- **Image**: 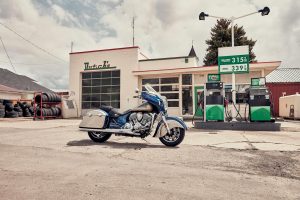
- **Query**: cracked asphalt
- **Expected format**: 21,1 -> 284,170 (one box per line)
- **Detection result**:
0,119 -> 299,199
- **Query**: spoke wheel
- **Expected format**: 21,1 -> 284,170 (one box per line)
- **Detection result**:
88,131 -> 111,143
159,127 -> 185,147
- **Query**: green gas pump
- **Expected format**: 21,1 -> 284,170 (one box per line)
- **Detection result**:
248,77 -> 271,122
204,77 -> 225,122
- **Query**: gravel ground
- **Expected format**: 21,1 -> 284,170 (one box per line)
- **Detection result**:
0,119 -> 299,200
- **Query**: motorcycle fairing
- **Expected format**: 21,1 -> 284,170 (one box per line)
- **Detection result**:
141,92 -> 165,112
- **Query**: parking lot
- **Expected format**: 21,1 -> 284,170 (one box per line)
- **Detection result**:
0,119 -> 299,200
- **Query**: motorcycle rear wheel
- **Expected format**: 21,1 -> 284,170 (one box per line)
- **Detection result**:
159,127 -> 185,147
88,131 -> 112,143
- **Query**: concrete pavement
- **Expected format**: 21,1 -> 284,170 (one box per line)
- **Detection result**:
0,119 -> 299,200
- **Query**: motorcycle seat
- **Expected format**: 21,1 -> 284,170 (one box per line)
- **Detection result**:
100,105 -> 130,117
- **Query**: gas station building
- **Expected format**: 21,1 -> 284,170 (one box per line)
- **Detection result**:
69,46 -> 281,116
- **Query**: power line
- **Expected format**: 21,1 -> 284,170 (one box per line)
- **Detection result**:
0,60 -> 60,66
0,21 -> 67,63
0,37 -> 16,73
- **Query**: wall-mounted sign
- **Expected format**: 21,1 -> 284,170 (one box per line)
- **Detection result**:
84,61 -> 116,71
207,74 -> 221,82
218,46 -> 249,74
251,77 -> 266,86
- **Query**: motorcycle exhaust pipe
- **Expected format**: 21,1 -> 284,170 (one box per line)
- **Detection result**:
79,128 -> 141,137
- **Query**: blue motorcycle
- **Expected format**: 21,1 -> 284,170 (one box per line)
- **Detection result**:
79,84 -> 187,147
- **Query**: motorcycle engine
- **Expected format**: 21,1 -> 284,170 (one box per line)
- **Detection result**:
124,112 -> 152,132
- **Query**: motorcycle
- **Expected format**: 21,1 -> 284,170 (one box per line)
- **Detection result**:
79,84 -> 187,147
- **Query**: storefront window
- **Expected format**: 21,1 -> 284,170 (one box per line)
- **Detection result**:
81,70 -> 120,109
161,77 -> 178,84
142,77 -> 179,107
182,74 -> 193,115
182,86 -> 193,115
182,74 -> 192,85
142,78 -> 159,85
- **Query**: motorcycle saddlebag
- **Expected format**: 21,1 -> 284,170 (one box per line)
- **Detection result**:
79,110 -> 108,129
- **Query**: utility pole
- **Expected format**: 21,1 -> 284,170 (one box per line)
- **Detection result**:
71,41 -> 74,53
132,16 -> 135,46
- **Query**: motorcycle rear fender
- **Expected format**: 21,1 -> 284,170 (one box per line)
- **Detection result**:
153,116 -> 188,138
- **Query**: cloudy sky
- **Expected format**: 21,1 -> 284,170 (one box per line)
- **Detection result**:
0,0 -> 299,89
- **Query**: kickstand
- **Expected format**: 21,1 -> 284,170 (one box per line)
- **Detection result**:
141,138 -> 150,144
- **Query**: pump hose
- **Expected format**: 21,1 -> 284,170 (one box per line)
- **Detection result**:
192,104 -> 204,126
230,89 -> 244,120
244,103 -> 248,122
269,90 -> 276,119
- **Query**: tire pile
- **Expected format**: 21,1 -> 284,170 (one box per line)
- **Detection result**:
34,93 -> 61,118
0,100 -> 34,118
35,93 -> 61,103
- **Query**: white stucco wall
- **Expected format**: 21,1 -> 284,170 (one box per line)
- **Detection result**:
0,92 -> 21,100
69,47 -> 140,116
138,57 -> 198,71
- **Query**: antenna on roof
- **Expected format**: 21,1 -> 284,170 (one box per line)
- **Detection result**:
71,41 -> 74,53
132,16 -> 135,46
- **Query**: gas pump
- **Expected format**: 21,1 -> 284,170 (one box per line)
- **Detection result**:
247,77 -> 272,122
204,82 -> 225,122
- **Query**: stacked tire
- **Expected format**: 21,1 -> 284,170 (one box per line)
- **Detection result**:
0,100 -> 5,118
13,104 -> 23,117
4,101 -> 18,118
34,92 -> 62,119
35,92 -> 61,103
36,107 -> 61,117
18,102 -> 34,117
0,100 -> 34,118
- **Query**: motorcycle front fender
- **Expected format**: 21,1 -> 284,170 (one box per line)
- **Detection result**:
153,116 -> 188,138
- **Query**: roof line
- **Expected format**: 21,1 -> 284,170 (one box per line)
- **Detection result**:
134,61 -> 281,73
139,56 -> 194,62
139,52 -> 149,59
70,46 -> 139,55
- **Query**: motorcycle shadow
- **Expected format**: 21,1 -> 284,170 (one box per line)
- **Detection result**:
66,140 -> 177,149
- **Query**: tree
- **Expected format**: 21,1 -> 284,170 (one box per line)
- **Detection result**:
203,19 -> 256,66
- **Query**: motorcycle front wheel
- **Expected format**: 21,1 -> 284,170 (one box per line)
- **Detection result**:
88,131 -> 112,143
159,127 -> 185,147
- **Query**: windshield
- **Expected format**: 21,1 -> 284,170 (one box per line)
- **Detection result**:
144,84 -> 160,96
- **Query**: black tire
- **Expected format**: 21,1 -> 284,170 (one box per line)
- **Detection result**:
44,93 -> 51,102
56,95 -> 61,102
88,132 -> 112,143
35,94 -> 48,103
50,93 -> 55,102
3,100 -> 12,105
5,103 -> 14,112
29,107 -> 34,115
56,107 -> 61,116
159,127 -> 185,147
0,108 -> 5,118
18,111 -> 23,117
50,107 -> 56,116
53,93 -> 57,102
23,108 -> 31,117
5,110 -> 18,118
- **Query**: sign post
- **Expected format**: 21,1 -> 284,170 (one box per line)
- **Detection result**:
218,45 -> 249,121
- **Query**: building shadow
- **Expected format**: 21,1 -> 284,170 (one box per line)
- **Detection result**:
66,139 -> 178,149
